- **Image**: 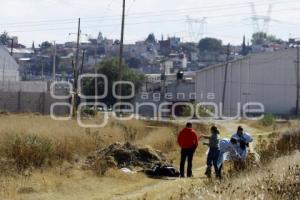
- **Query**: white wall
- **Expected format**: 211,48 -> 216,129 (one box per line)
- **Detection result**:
196,49 -> 298,115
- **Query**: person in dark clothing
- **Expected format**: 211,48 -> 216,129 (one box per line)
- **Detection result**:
203,126 -> 220,178
177,122 -> 199,178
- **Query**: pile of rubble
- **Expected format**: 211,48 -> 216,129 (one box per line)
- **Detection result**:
83,142 -> 170,171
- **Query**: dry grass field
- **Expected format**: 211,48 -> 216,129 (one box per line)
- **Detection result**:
0,113 -> 299,200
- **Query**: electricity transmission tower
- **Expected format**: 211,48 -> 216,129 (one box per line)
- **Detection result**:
186,16 -> 207,42
250,2 -> 274,33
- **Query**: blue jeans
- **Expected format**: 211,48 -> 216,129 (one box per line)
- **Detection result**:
206,148 -> 220,175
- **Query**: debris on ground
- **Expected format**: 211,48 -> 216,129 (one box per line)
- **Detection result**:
17,187 -> 35,194
83,142 -> 179,177
145,163 -> 180,177
120,168 -> 136,174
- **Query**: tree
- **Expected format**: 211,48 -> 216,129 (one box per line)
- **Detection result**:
0,31 -> 9,45
180,42 -> 199,53
251,32 -> 267,45
241,35 -> 249,56
146,33 -> 156,43
198,37 -> 223,52
39,41 -> 52,49
83,58 -> 145,106
251,32 -> 284,45
126,57 -> 141,69
113,40 -> 120,45
266,35 -> 284,44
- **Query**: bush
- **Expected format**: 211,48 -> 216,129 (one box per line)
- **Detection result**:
0,109 -> 9,115
81,106 -> 96,117
260,113 -> 275,126
256,129 -> 300,163
1,134 -> 75,171
3,135 -> 52,170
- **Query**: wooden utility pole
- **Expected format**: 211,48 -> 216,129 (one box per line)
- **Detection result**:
117,0 -> 126,101
52,41 -> 56,81
75,18 -> 81,83
8,38 -> 14,56
296,45 -> 300,115
72,18 -> 81,117
41,63 -> 44,81
2,58 -> 6,82
94,42 -> 98,111
80,50 -> 86,74
221,44 -> 231,114
161,58 -> 167,102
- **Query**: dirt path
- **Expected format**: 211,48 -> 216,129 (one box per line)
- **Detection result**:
112,166 -> 207,200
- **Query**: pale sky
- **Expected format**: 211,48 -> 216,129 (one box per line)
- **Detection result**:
1,0 -> 300,47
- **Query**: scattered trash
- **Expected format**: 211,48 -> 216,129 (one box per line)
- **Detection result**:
120,168 -> 136,174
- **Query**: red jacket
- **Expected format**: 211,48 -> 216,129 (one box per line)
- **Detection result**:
177,128 -> 199,149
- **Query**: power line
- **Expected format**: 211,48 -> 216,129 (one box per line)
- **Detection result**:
2,7 -> 300,34
6,6 -> 300,34
0,0 -> 298,28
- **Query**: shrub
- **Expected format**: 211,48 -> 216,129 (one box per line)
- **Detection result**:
81,106 -> 96,117
0,109 -> 9,115
3,134 -> 52,170
256,129 -> 300,163
260,113 -> 275,126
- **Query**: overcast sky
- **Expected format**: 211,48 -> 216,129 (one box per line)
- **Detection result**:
1,0 -> 300,47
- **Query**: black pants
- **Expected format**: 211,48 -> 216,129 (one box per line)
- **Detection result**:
217,164 -> 223,178
180,148 -> 195,177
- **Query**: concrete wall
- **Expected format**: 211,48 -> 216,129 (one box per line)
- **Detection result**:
0,81 -> 69,115
195,49 -> 298,115
0,91 -> 68,115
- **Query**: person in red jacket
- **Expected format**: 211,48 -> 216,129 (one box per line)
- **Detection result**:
177,122 -> 199,177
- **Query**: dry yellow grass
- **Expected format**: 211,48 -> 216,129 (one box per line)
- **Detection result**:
180,151 -> 300,200
0,114 -> 198,200
0,113 -> 298,200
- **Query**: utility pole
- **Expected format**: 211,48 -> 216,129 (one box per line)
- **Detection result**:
161,59 -> 167,102
8,38 -> 14,56
80,50 -> 86,74
2,58 -> 6,82
94,41 -> 98,111
75,18 -> 81,83
117,0 -> 126,103
72,18 -> 81,117
296,45 -> 300,115
221,44 -> 231,115
52,41 -> 56,81
41,63 -> 44,81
